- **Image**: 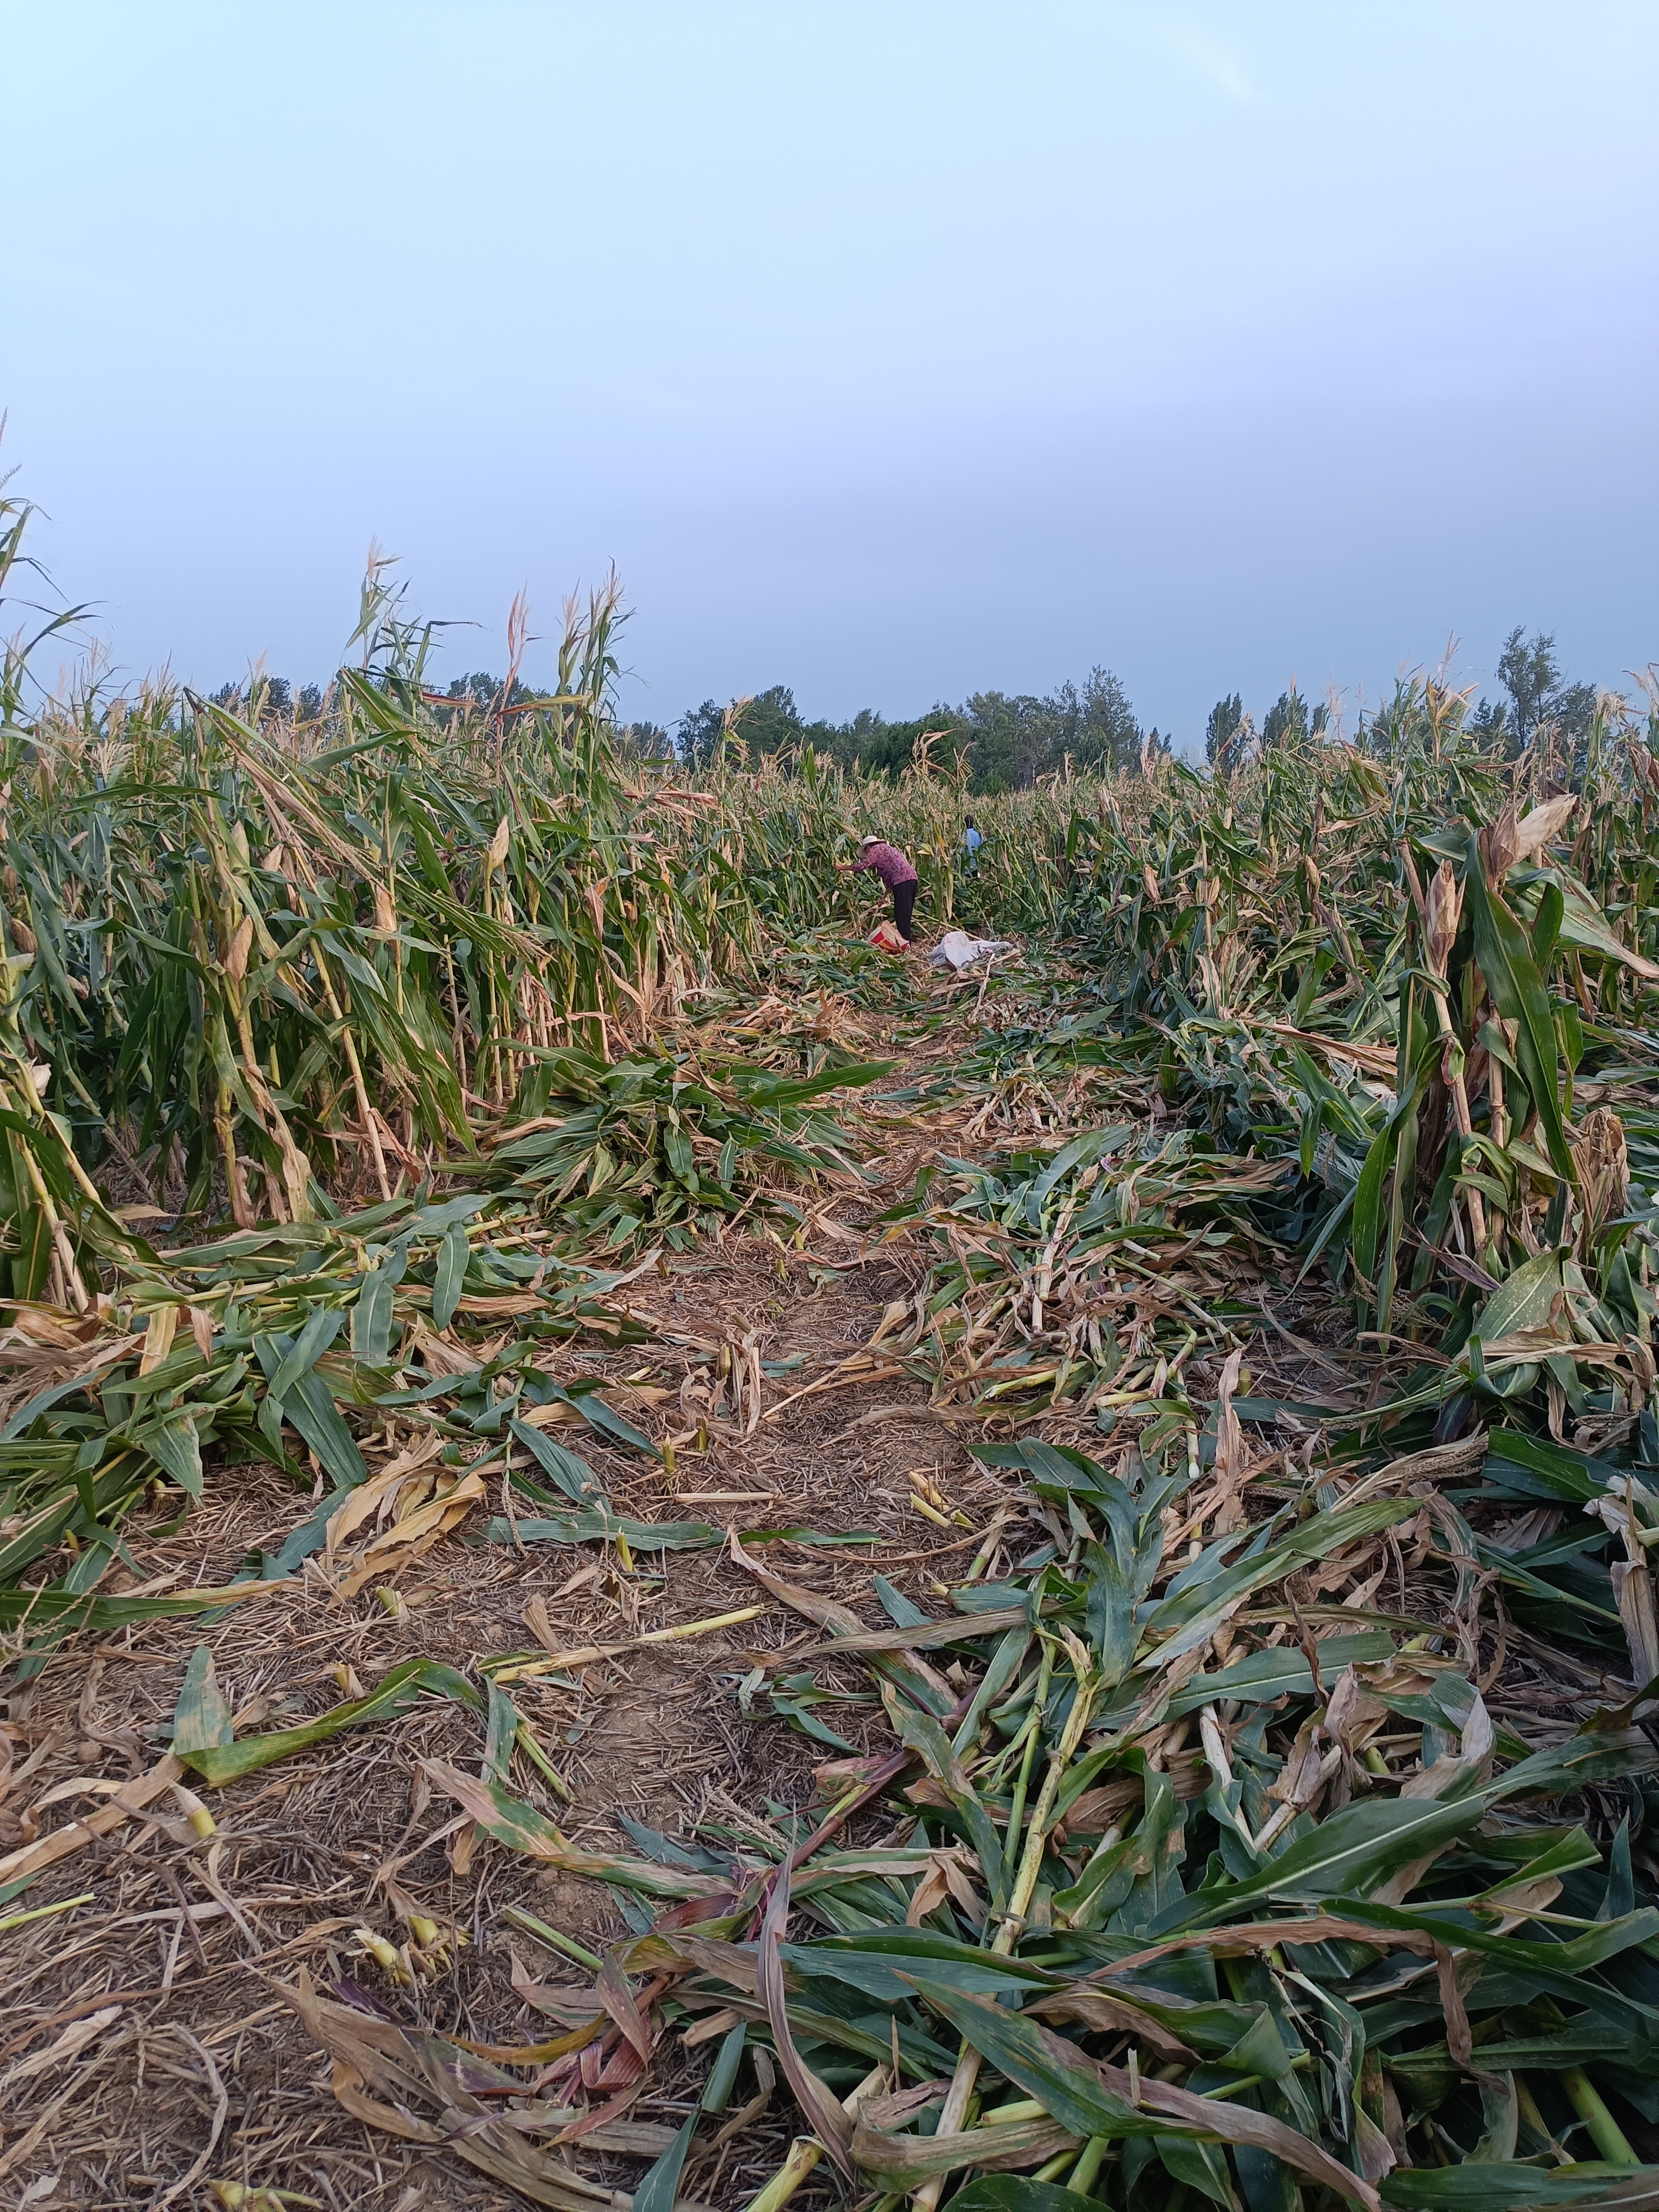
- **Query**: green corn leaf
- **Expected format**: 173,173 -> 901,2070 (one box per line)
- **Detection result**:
880,1686 -> 1008,1910
889,2000 -> 1150,2132
432,1218 -> 469,1330
952,2183 -> 1110,2212
1351,1115 -> 1397,1318
1156,2133 -> 1235,2209
1337,1897 -> 1659,1978
137,1410 -> 204,1499
556,1381 -> 657,1457
0,1496 -> 82,1584
1167,1635 -> 1393,1715
1472,1250 -> 1567,1346
633,2111 -> 696,2212
1185,1794 -> 1485,1916
1141,1498 -> 1418,1657
509,1419 -> 607,1504
662,1127 -> 697,1190
788,1938 -> 1046,2005
1024,1126 -> 1130,1228
1383,2166 -> 1659,2211
483,1510 -> 721,1551
769,1693 -> 859,1751
263,1304 -> 346,1407
170,1642 -> 233,1756
1463,832 -> 1574,1180
0,1579 -> 291,1630
1484,1431 -> 1616,1503
907,1981 -> 1380,2209
285,1369 -> 369,1491
700,2022 -> 746,2112
483,1678 -> 520,1786
176,1657 -> 478,1787
1512,865 -> 1659,982
351,1244 -> 406,1364
727,1058 -> 896,1108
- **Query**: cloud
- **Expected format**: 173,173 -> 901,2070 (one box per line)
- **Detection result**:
1157,22 -> 1256,104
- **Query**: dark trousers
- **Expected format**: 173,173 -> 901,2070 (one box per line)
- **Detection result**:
891,879 -> 917,941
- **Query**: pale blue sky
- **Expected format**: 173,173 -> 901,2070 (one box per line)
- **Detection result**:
6,2 -> 1656,746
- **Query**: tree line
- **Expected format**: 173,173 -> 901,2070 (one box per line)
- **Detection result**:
213,624 -> 1600,790
664,667 -> 1157,791
1203,628 -> 1599,768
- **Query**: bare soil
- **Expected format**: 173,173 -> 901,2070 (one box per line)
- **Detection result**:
0,1044 -> 1036,2208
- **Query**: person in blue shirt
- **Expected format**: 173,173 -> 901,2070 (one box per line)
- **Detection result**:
962,816 -> 983,870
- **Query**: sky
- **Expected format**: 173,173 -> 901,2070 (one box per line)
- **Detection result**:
4,1 -> 1657,750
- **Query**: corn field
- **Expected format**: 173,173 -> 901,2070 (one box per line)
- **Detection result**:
6,479 -> 1659,2212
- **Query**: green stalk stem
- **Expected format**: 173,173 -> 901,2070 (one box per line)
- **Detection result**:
1068,2136 -> 1110,2195
742,2136 -> 822,2212
1428,986 -> 1487,1254
1558,2068 -> 1639,2167
1001,1640 -> 1054,1880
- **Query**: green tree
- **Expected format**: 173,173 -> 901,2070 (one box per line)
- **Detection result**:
1550,680 -> 1598,743
447,671 -> 498,708
813,705 -> 967,778
1260,687 -> 1328,750
621,720 -> 674,762
958,691 -> 1050,791
1206,692 -> 1243,765
959,667 -> 1140,789
442,671 -> 565,719
1495,627 -> 1559,744
1262,687 -> 1308,749
676,698 -> 727,770
1481,628 -> 1598,756
733,685 -> 803,755
1071,666 -> 1142,773
1467,694 -> 1510,747
671,667 -> 1138,791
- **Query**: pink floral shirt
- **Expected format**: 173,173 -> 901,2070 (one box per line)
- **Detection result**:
852,841 -> 917,889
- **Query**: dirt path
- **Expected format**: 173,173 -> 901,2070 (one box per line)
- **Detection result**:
0,1022 -> 1024,2209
